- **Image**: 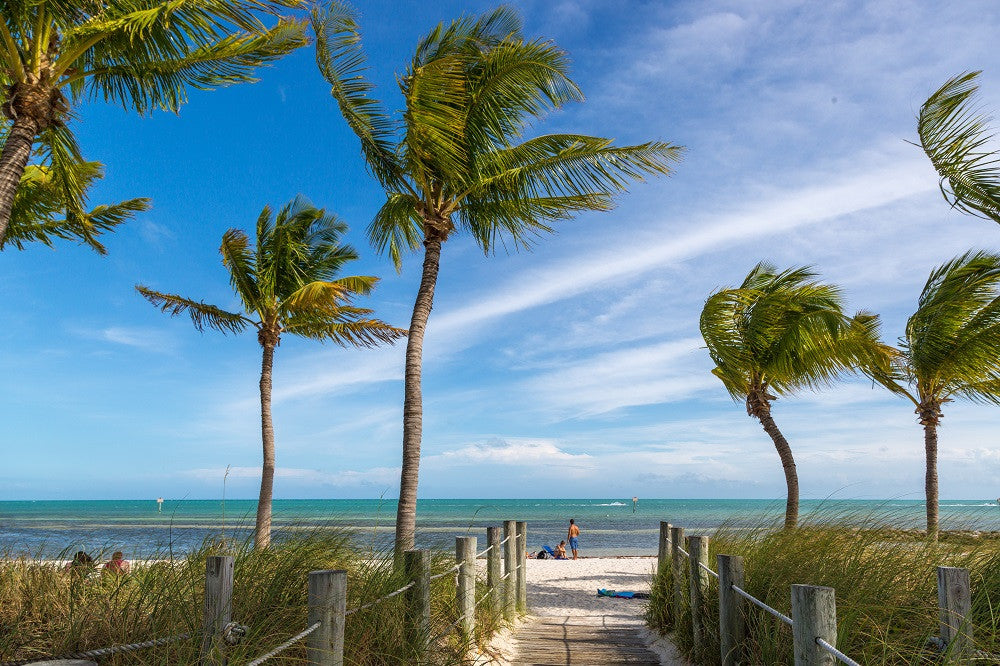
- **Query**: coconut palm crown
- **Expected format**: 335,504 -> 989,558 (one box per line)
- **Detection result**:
0,0 -> 309,244
313,3 -> 683,557
869,251 -> 1000,540
700,263 -> 885,529
918,70 -> 1000,224
137,197 -> 406,549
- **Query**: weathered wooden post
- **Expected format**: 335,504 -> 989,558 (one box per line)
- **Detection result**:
456,536 -> 477,640
669,526 -> 686,625
486,526 -> 502,617
937,566 -> 972,659
657,521 -> 672,575
404,549 -> 431,659
717,554 -> 746,666
688,536 -> 710,653
515,521 -> 527,613
503,520 -> 516,620
307,570 -> 346,666
201,555 -> 234,666
791,584 -> 837,666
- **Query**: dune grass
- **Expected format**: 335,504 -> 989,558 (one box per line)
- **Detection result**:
0,528 -> 507,664
647,512 -> 1000,665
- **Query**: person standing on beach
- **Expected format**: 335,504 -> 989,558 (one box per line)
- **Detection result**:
568,519 -> 580,559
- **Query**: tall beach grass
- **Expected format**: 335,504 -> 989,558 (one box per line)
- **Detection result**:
647,508 -> 1000,664
0,527 -> 506,664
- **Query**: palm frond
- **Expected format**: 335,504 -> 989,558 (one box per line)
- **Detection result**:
282,308 -> 406,347
220,228 -> 260,314
367,193 -> 422,270
135,285 -> 250,334
918,71 -> 1000,223
311,2 -> 404,190
699,264 -> 880,401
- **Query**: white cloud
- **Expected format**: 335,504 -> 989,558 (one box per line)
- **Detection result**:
435,438 -> 592,466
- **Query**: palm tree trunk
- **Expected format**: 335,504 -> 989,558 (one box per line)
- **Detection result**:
255,342 -> 276,550
924,422 -> 939,541
757,411 -> 799,529
394,238 -> 442,560
0,116 -> 40,243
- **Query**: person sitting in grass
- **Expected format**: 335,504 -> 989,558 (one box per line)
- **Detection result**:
103,551 -> 129,575
555,541 -> 567,559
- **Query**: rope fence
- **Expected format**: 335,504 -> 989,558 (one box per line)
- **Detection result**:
731,583 -> 793,626
655,521 -> 984,666
2,521 -> 529,666
245,622 -> 321,666
0,633 -> 192,666
345,581 -> 415,616
817,637 -> 863,666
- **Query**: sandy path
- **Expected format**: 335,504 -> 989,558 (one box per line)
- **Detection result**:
481,557 -> 686,665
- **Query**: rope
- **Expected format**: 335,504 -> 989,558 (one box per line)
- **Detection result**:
244,622 -> 321,666
698,561 -> 720,580
816,638 -> 862,666
477,544 -> 494,557
429,615 -> 465,644
0,632 -> 192,665
474,584 -> 498,608
675,545 -> 690,557
499,534 -> 512,546
731,584 -> 793,626
429,562 -> 463,581
345,581 -> 415,616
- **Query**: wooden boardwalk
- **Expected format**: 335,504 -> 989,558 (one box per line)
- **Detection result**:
509,616 -> 662,665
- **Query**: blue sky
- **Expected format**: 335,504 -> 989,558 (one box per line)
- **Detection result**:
4,0 -> 1000,501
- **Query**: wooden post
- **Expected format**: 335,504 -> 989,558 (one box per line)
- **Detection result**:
717,554 -> 746,666
937,566 -> 972,658
404,549 -> 431,659
200,555 -> 234,666
669,526 -> 685,625
515,521 -> 527,613
688,536 -> 710,652
791,584 -> 837,666
657,521 -> 672,575
503,520 -> 516,620
486,527 -> 502,617
307,570 -> 346,666
456,537 -> 476,640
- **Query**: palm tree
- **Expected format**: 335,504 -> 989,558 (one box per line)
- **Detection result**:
0,0 -> 308,243
700,263 -> 885,529
313,3 -> 683,557
917,70 -> 1000,223
868,251 -> 1000,540
3,135 -> 148,252
137,197 -> 405,549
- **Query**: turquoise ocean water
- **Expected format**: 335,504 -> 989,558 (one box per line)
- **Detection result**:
2,498 -> 999,558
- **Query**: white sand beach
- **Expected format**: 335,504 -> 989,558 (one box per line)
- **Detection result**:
479,557 -> 686,665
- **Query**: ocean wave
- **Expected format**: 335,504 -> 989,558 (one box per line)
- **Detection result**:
593,502 -> 628,506
942,503 -> 1000,507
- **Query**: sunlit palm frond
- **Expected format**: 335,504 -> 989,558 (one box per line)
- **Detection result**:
918,71 -> 1000,224
401,53 -> 469,187
283,308 -> 406,347
135,285 -> 250,334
